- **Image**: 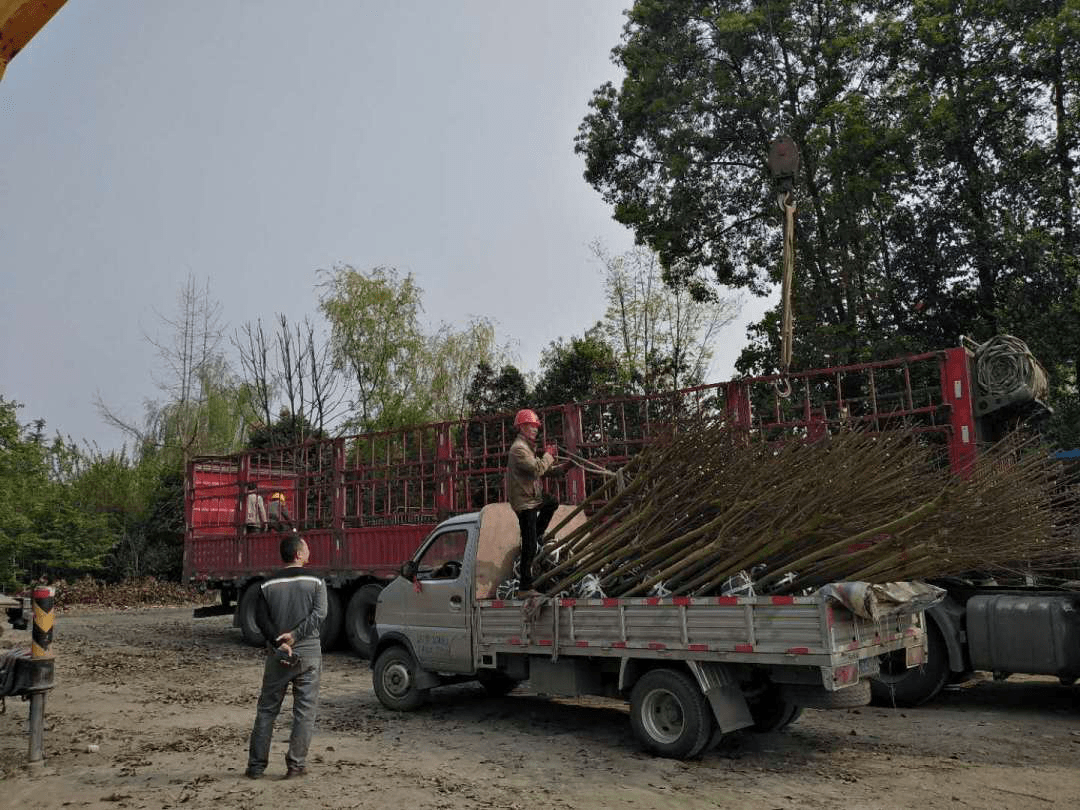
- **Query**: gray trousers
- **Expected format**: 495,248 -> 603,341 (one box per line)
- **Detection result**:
247,652 -> 321,772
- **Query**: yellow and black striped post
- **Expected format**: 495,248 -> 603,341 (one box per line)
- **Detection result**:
28,585 -> 54,763
31,586 -> 55,659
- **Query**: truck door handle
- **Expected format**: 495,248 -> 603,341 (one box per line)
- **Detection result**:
450,595 -> 462,610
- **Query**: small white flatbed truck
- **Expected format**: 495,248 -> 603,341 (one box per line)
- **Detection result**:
372,504 -> 929,758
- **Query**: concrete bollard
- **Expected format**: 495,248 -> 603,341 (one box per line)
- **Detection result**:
28,585 -> 54,763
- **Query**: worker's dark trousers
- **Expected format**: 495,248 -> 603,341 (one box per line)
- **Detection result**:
515,495 -> 558,589
248,653 -> 321,773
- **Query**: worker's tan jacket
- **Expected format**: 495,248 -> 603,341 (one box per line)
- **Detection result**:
506,435 -> 554,512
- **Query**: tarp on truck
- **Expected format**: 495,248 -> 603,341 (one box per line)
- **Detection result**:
816,581 -> 946,622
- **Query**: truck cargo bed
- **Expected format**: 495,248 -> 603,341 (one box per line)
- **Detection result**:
476,594 -> 924,685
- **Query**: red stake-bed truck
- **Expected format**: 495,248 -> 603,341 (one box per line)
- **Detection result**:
187,336 -> 1066,705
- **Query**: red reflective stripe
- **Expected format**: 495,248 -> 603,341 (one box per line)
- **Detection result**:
491,600 -> 505,609
561,598 -> 577,607
576,640 -> 589,647
508,637 -> 521,645
688,644 -> 708,652
673,596 -> 691,606
847,641 -> 859,651
771,596 -> 795,605
648,642 -> 666,650
612,641 -> 627,648
787,647 -> 810,655
539,639 -> 552,647
646,597 -> 660,606
603,598 -> 620,607
715,596 -> 738,605
734,644 -> 753,653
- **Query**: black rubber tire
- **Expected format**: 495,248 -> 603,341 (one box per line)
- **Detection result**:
870,620 -> 949,708
628,669 -> 714,760
477,671 -> 519,697
749,685 -> 804,732
345,584 -> 383,659
782,679 -> 871,709
237,582 -> 265,647
320,588 -> 343,651
373,646 -> 429,712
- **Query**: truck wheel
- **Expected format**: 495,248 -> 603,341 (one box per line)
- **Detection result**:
781,679 -> 871,709
749,685 -> 803,732
870,621 -> 949,708
345,584 -> 383,659
373,646 -> 428,712
320,588 -> 343,651
237,583 -> 265,647
477,671 -> 519,697
629,669 -> 714,759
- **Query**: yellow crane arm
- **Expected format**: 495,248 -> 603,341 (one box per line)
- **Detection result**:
0,0 -> 67,81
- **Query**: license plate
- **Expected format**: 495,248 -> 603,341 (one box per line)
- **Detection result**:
905,643 -> 926,668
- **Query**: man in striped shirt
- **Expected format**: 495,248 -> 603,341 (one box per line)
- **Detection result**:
245,535 -> 327,779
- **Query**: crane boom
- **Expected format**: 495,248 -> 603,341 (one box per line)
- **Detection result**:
0,0 -> 67,82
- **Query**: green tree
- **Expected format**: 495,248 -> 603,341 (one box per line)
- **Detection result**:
0,398 -> 114,588
576,0 -> 1080,444
534,328 -> 623,407
318,265 -> 511,429
465,361 -> 530,417
592,241 -> 741,392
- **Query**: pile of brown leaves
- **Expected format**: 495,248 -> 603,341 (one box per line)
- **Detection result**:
50,577 -> 218,610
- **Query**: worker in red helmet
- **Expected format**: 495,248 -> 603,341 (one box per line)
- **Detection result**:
506,408 -> 558,595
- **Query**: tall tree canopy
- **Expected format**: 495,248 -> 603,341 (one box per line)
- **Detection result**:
576,0 -> 1079,444
593,241 -> 741,392
318,265 -> 511,431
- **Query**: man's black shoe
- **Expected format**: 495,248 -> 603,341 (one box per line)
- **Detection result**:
284,767 -> 307,779
245,769 -> 263,780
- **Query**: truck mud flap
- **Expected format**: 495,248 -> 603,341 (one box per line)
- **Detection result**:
686,661 -> 753,733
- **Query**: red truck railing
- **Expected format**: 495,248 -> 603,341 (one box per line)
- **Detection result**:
184,345 -> 977,583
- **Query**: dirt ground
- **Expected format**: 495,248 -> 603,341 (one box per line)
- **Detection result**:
1,606 -> 1079,810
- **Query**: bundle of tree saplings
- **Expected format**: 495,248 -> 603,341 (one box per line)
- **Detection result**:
531,424 -> 1080,598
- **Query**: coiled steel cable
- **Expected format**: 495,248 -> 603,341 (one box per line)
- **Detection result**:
975,335 -> 1046,398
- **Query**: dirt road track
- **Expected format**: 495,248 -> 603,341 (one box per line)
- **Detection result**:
1,606 -> 1079,809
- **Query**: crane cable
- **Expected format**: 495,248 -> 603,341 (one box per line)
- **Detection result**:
767,135 -> 800,399
776,190 -> 797,399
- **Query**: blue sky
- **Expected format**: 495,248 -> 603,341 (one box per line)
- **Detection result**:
1,2 -> 771,450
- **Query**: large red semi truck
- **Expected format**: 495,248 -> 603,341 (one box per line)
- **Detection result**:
186,337 -> 1058,691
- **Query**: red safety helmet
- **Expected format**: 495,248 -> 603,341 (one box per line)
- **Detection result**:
513,409 -> 541,429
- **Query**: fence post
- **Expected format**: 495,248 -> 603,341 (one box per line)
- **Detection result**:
28,585 -> 54,763
435,425 -> 454,519
560,405 -> 585,504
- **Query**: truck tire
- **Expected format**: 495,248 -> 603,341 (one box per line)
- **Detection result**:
629,669 -> 714,759
781,679 -> 871,709
477,671 -> 519,697
238,583 -> 265,647
320,588 -> 343,651
345,584 -> 383,659
749,685 -> 804,732
870,621 -> 949,708
373,646 -> 429,712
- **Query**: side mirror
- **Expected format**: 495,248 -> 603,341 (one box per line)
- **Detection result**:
400,560 -> 417,580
